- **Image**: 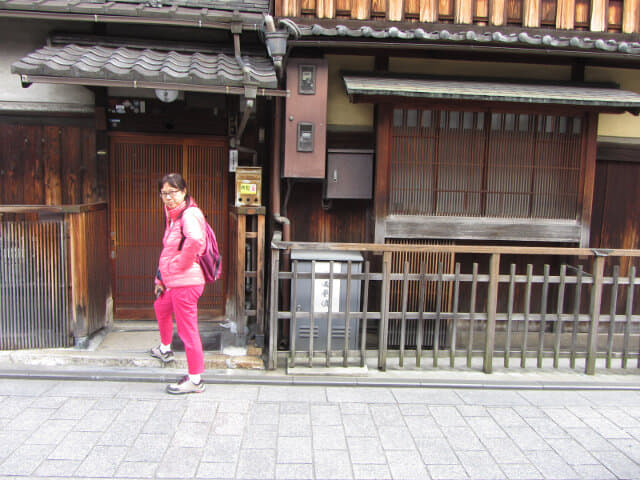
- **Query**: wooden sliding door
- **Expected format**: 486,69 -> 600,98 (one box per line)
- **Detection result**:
110,133 -> 228,319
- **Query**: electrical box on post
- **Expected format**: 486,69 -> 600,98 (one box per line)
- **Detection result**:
283,58 -> 328,179
325,149 -> 374,199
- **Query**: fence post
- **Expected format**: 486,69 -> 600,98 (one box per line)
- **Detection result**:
378,251 -> 392,371
586,255 -> 606,375
483,253 -> 500,374
267,244 -> 281,370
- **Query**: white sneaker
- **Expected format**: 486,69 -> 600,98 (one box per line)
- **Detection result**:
166,375 -> 205,395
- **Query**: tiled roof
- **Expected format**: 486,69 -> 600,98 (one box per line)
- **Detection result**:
0,0 -> 267,27
12,44 -> 278,90
342,74 -> 640,111
281,21 -> 640,56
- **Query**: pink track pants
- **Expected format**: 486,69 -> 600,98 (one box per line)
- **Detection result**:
153,285 -> 205,375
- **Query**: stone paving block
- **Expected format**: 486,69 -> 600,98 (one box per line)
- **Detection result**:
546,438 -> 599,465
579,390 -> 638,407
114,381 -> 168,399
347,436 -> 386,464
143,409 -> 184,434
0,379 -> 57,396
428,463 -> 469,480
441,426 -> 484,450
182,400 -> 219,422
456,450 -> 506,480
47,380 -> 124,398
541,408 -> 587,429
0,397 -> 35,419
313,425 -> 347,449
125,433 -> 171,462
278,436 -> 312,463
30,396 -> 67,409
430,406 -> 467,427
99,420 -> 144,446
479,437 -> 528,464
197,462 -> 236,479
599,407 -> 640,429
173,421 -> 211,448
156,446 -> 203,479
279,413 -> 312,437
610,438 -> 640,463
6,407 -> 53,432
26,419 -> 77,444
498,463 -> 542,480
34,459 -> 81,477
244,423 -> 278,448
523,417 -> 569,439
378,425 -> 417,450
202,435 -> 242,463
456,405 -> 489,417
314,449 -> 353,480
512,406 -> 546,418
567,405 -> 602,419
236,449 -> 277,479
565,427 -> 616,451
51,398 -> 98,420
250,402 -> 280,425
386,449 -> 430,480
352,463 -> 392,480
115,461 -> 159,478
591,449 -> 640,479
311,404 -> 342,426
211,412 -> 248,436
199,385 -> 260,402
75,445 -> 128,477
399,403 -> 431,416
391,388 -> 463,405
340,403 -> 369,415
369,404 -> 403,426
77,408 -> 118,432
487,408 -> 527,427
327,387 -> 395,404
465,416 -> 508,439
415,438 -> 460,465
0,451 -> 47,476
506,426 -> 551,451
526,449 -> 580,480
218,399 -> 253,414
276,462 -> 314,479
520,390 -> 592,407
116,400 -> 158,423
0,430 -> 30,461
91,398 -> 130,411
581,416 -> 631,439
343,414 -> 378,437
571,463 -> 617,480
404,415 -> 443,439
280,402 -> 311,414
48,430 -> 102,461
457,390 -> 530,407
260,386 -> 327,403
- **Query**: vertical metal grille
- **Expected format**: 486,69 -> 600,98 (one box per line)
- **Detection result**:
0,219 -> 70,349
389,108 -> 583,220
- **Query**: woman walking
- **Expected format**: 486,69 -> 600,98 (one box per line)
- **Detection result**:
151,173 -> 207,394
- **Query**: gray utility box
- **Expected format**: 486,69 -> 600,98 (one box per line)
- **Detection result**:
325,149 -> 374,199
291,250 -> 363,351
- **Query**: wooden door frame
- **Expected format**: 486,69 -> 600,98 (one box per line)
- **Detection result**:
108,131 -> 229,319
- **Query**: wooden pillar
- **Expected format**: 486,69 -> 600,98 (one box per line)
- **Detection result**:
590,0 -> 608,31
483,253 -> 500,373
419,0 -> 438,22
556,0 -> 575,29
523,0 -> 541,27
455,0 -> 473,23
623,0 -> 639,33
586,255 -> 605,375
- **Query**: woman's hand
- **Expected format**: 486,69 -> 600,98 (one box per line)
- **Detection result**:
154,284 -> 165,298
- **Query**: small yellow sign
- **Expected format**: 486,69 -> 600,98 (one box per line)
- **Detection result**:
240,183 -> 257,194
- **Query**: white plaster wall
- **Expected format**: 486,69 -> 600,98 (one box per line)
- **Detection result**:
0,19 -> 94,109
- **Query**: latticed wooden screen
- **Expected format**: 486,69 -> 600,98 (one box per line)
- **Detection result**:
389,108 -> 584,220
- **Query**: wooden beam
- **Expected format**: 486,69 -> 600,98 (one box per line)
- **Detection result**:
317,0 -> 335,18
419,0 -> 438,22
523,0 -> 540,27
455,0 -> 473,23
388,0 -> 404,20
351,0 -> 370,18
579,112 -> 598,248
556,0 -> 575,29
623,0 -> 639,33
590,0 -> 607,31
490,0 -> 506,25
374,105 -> 392,244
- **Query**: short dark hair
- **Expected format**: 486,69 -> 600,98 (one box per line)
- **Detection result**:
159,173 -> 187,192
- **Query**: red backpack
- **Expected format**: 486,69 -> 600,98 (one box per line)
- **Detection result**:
177,206 -> 222,283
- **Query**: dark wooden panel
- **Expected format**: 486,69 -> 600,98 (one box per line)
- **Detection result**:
61,127 -> 83,205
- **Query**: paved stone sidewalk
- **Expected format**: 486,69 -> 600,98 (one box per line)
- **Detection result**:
1,378 -> 640,480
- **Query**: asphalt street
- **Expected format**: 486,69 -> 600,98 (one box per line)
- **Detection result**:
1,378 -> 640,479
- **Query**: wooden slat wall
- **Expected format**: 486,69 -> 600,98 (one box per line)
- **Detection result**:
277,0 -> 640,32
0,122 -> 101,206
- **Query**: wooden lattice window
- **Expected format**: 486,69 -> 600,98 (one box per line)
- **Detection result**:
389,108 -> 584,220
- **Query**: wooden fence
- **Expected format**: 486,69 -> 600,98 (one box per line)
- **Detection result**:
267,233 -> 640,374
0,204 -> 111,349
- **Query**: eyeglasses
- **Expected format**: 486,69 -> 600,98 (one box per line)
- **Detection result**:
159,190 -> 181,198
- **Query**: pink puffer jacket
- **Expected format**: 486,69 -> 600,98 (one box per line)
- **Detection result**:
156,201 -> 206,288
